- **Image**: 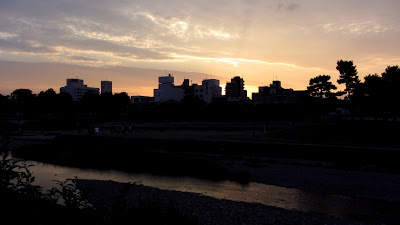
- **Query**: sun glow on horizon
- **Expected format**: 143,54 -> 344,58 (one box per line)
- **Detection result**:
0,0 -> 399,97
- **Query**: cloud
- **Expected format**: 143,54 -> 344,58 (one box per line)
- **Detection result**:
0,0 -> 244,65
277,0 -> 300,11
0,38 -> 57,54
0,0 -> 399,77
0,32 -> 17,39
322,20 -> 391,36
66,55 -> 98,62
173,54 -> 322,71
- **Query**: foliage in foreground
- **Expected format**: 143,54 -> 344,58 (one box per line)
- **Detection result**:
0,152 -> 198,225
0,152 -> 91,208
0,152 -> 43,198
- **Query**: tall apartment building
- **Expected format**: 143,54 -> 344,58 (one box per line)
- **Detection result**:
225,76 -> 247,101
101,81 -> 112,94
194,79 -> 222,103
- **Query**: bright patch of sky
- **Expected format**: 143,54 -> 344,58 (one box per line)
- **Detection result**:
0,0 -> 399,96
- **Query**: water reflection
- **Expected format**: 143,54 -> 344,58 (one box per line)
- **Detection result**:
27,160 -> 395,222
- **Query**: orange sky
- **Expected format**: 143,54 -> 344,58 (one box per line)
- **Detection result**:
1,0 -> 399,97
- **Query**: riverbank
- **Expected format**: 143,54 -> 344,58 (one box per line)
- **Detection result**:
3,129 -> 400,224
78,179 -> 369,225
4,130 -> 400,202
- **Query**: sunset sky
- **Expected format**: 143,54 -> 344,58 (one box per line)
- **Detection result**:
1,0 -> 399,97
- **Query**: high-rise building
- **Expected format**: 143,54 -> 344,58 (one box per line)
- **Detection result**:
60,78 -> 99,102
181,79 -> 195,97
154,74 -> 184,102
225,76 -> 247,101
101,81 -> 112,94
199,79 -> 222,103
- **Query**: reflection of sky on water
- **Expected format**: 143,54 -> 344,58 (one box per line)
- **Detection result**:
27,160 -> 390,221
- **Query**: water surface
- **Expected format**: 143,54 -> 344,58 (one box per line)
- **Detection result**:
25,159 -> 397,223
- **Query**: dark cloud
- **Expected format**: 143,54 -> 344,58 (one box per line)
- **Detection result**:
277,1 -> 301,11
67,55 -> 99,62
0,38 -> 57,54
0,13 -> 173,60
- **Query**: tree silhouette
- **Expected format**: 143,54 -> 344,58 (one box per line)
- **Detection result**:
382,65 -> 400,89
57,92 -> 73,108
363,74 -> 384,98
37,88 -> 58,111
10,89 -> 34,105
381,65 -> 400,115
113,92 -> 130,106
355,74 -> 384,113
336,60 -> 360,98
0,94 -> 11,113
307,75 -> 338,99
10,89 -> 35,113
38,88 -> 56,97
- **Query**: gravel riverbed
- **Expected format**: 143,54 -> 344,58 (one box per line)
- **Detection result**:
78,179 -> 368,225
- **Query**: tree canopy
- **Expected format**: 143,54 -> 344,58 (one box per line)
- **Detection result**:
336,60 -> 360,97
363,74 -> 384,98
307,75 -> 338,99
10,89 -> 34,105
38,88 -> 57,97
382,65 -> 400,91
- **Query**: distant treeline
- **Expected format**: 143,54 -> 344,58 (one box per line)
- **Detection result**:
307,60 -> 400,117
0,60 -> 399,129
0,88 -> 309,127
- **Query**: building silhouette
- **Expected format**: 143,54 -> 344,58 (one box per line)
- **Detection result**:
154,74 -> 184,102
60,78 -> 99,102
101,81 -> 112,94
154,74 -> 222,103
252,80 -> 306,104
181,79 -> 195,97
197,79 -> 222,103
225,76 -> 247,101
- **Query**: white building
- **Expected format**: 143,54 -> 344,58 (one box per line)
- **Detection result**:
153,75 -> 222,103
154,74 -> 184,102
201,79 -> 222,103
101,81 -> 112,94
60,78 -> 99,102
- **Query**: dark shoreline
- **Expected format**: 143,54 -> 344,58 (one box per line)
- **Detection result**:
78,179 -> 369,225
11,132 -> 400,174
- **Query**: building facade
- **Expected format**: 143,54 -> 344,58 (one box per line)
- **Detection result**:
252,80 -> 306,104
225,76 -> 247,101
196,79 -> 222,103
154,74 -> 222,103
101,81 -> 112,94
60,78 -> 99,102
154,74 -> 184,102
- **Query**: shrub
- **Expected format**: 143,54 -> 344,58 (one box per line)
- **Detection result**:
0,152 -> 43,198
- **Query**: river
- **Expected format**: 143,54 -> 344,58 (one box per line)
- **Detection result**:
24,159 -> 397,223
